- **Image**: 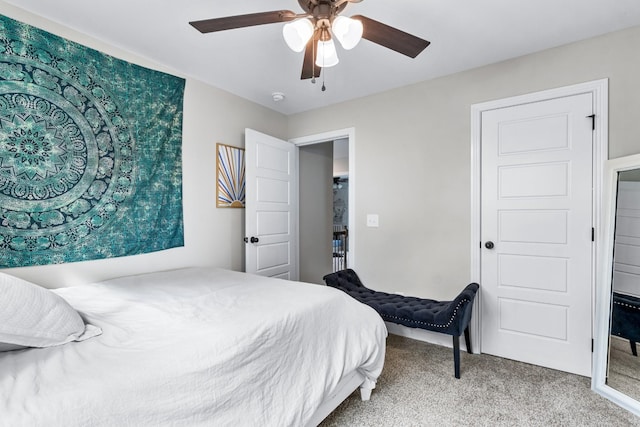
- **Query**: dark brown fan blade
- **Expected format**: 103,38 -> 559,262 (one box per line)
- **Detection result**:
190,10 -> 297,33
351,15 -> 430,58
301,32 -> 321,80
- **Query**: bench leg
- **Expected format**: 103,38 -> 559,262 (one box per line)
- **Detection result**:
464,326 -> 472,354
453,335 -> 461,379
631,340 -> 638,357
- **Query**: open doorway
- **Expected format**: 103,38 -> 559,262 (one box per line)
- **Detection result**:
332,139 -> 349,272
291,128 -> 355,284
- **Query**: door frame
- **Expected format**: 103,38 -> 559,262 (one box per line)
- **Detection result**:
469,79 -> 609,356
289,127 -> 357,271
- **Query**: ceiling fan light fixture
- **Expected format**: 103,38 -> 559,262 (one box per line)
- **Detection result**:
282,18 -> 314,52
315,38 -> 339,68
332,16 -> 363,50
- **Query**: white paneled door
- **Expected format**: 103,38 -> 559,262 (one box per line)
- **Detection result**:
480,93 -> 594,376
245,129 -> 298,280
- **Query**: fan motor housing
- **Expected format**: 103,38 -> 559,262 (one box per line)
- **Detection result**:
298,0 -> 348,19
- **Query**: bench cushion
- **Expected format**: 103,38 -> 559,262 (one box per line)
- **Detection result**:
612,292 -> 640,343
323,269 -> 479,337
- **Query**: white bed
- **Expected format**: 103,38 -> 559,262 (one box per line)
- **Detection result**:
0,267 -> 387,426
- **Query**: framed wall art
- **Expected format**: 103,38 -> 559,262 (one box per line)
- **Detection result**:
216,143 -> 246,208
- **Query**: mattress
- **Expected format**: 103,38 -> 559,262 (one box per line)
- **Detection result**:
0,267 -> 387,426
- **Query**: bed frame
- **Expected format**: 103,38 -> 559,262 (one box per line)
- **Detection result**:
306,371 -> 373,426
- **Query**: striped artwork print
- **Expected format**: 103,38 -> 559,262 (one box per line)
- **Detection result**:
216,143 -> 246,208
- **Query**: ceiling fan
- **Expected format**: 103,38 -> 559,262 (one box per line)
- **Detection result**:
189,0 -> 430,80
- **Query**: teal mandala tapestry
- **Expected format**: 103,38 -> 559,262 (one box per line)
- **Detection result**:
0,16 -> 185,268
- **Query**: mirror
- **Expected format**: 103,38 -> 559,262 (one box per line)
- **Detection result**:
593,153 -> 640,416
607,166 -> 640,401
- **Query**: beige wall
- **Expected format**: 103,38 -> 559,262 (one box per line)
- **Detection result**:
299,142 -> 333,284
288,25 -> 640,300
0,4 -> 288,287
3,2 -> 640,297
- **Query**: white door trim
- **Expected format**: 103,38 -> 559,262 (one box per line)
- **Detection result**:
470,79 -> 609,356
289,127 -> 356,270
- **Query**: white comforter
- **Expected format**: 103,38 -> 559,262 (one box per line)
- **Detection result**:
0,267 -> 386,426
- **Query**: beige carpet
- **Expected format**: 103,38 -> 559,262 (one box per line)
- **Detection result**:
609,336 -> 640,403
320,334 -> 640,426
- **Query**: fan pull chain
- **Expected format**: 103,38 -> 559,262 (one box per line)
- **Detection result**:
311,33 -> 317,84
321,37 -> 326,92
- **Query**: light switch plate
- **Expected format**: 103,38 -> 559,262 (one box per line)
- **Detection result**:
366,214 -> 379,227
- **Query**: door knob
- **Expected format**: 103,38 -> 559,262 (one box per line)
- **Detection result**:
250,236 -> 259,243
485,241 -> 494,249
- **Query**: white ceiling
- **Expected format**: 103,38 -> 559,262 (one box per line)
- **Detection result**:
6,0 -> 640,115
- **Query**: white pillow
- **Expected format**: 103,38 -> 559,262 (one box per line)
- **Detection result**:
0,272 -> 101,351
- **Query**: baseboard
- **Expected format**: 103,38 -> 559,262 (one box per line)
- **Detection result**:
385,322 -> 472,353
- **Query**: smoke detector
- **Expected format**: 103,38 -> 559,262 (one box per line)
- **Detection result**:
271,92 -> 285,102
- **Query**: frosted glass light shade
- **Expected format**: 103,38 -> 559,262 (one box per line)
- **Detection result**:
283,19 -> 314,52
315,39 -> 339,67
332,16 -> 363,50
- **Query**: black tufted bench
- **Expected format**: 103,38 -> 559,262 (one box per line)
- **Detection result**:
323,269 -> 480,379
